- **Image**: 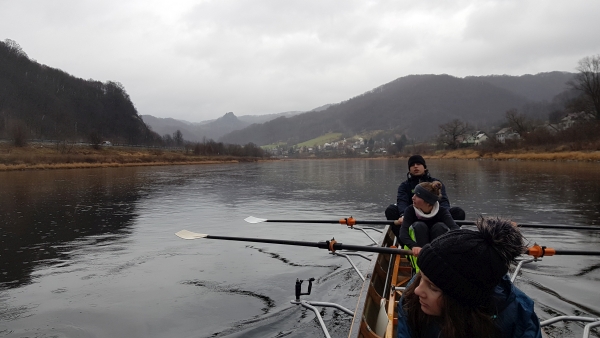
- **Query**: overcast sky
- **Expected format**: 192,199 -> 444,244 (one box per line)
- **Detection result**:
2,1 -> 599,122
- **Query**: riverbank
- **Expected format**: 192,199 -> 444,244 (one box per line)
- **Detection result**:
0,143 -> 263,171
424,148 -> 600,161
2,143 -> 600,171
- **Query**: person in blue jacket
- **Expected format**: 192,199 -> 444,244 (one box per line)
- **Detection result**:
385,155 -> 465,240
396,217 -> 542,338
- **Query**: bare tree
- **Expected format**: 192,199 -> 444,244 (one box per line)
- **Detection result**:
438,119 -> 472,149
11,122 -> 28,147
505,109 -> 534,136
89,131 -> 102,149
162,134 -> 173,147
173,130 -> 184,147
570,55 -> 600,119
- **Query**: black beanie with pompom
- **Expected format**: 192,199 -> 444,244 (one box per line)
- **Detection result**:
417,217 -> 525,307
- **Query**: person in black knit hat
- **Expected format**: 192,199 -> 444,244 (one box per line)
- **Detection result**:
385,155 -> 466,242
396,217 -> 542,338
396,181 -> 459,269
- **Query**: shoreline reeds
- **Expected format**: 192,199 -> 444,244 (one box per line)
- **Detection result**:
2,143 -> 599,172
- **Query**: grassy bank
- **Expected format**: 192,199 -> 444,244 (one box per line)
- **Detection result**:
0,143 -> 263,171
2,143 -> 600,172
425,148 -> 600,161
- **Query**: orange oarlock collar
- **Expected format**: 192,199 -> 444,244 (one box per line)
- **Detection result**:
328,238 -> 338,253
340,217 -> 356,227
528,244 -> 556,258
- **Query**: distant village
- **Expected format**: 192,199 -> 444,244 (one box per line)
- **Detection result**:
265,111 -> 593,157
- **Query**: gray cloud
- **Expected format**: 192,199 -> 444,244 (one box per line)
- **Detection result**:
1,0 -> 599,122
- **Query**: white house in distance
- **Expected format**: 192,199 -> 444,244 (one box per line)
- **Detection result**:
559,111 -> 593,129
462,131 -> 489,146
495,128 -> 520,143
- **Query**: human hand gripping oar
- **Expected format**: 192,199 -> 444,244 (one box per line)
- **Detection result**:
175,230 -> 412,255
244,216 -> 599,231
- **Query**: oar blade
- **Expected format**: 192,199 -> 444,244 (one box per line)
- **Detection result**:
244,216 -> 268,224
176,230 -> 209,240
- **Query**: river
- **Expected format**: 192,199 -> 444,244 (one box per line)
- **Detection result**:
1,159 -> 599,337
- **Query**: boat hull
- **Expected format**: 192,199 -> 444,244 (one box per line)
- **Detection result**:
348,225 -> 413,338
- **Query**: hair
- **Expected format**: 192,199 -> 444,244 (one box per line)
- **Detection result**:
403,273 -> 501,338
403,217 -> 527,337
418,181 -> 442,197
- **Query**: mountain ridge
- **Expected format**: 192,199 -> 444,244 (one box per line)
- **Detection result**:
219,72 -> 574,145
141,110 -> 305,142
1,39 -> 576,147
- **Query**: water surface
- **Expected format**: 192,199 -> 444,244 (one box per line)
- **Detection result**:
1,159 -> 599,337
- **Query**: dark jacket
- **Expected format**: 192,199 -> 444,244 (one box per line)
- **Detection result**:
396,275 -> 543,338
400,206 -> 458,249
396,171 -> 450,216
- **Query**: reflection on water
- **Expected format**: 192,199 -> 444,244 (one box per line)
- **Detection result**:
0,168 -> 151,288
0,160 -> 599,338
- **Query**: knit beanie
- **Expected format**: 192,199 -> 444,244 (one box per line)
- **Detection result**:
414,184 -> 439,206
417,218 -> 525,307
408,155 -> 426,169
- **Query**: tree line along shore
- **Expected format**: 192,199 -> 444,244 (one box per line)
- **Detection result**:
0,142 -> 265,171
1,142 -> 599,172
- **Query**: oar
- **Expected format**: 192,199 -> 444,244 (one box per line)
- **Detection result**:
245,216 -> 599,231
456,221 -> 596,231
176,230 -> 600,257
175,230 -> 412,255
245,216 -> 393,226
527,244 -> 600,257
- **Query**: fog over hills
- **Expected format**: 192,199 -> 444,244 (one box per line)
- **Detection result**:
142,110 -> 304,142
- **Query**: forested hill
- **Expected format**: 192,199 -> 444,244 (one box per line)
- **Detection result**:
467,72 -> 575,102
220,74 -> 542,145
0,40 -> 156,144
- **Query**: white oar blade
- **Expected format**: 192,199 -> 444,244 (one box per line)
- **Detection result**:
244,216 -> 268,224
176,230 -> 209,240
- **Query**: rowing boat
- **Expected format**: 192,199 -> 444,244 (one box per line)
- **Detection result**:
177,218 -> 600,338
347,224 -> 412,338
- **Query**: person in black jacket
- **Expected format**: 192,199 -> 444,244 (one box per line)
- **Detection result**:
397,181 -> 459,256
385,155 -> 465,237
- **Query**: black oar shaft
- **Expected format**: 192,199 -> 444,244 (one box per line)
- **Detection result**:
553,250 -> 600,256
258,218 -> 599,230
264,219 -> 395,225
205,235 -> 412,255
353,220 -> 395,225
265,219 -> 343,224
456,221 -> 596,230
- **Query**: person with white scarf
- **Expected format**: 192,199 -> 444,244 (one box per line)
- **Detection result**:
394,181 -> 459,257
